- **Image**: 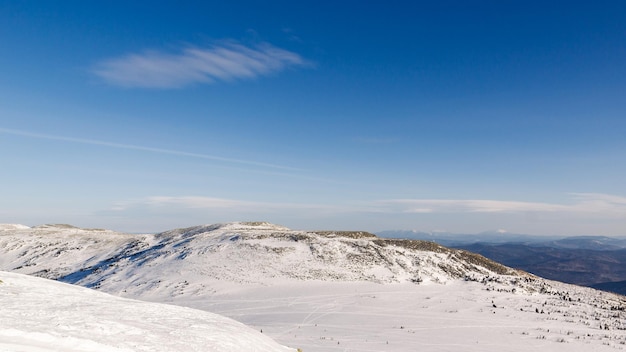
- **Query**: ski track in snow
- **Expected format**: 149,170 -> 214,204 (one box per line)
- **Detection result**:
1,222 -> 626,351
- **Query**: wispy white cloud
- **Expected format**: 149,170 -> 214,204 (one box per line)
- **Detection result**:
103,193 -> 626,234
93,41 -> 311,88
567,193 -> 626,215
112,193 -> 626,218
376,199 -> 568,213
375,193 -> 626,216
569,193 -> 626,205
144,196 -> 266,210
0,127 -> 296,171
116,196 -> 346,211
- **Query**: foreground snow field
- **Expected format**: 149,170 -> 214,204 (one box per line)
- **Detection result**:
0,271 -> 295,352
181,280 -> 626,352
1,222 -> 626,351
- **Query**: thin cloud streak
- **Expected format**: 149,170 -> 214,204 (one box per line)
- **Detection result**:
93,41 -> 311,88
377,199 -> 568,213
570,193 -> 626,205
111,193 -> 626,218
377,193 -> 626,216
0,127 -> 297,171
112,196 -> 351,213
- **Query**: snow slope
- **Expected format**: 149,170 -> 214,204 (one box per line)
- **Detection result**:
0,223 -> 153,282
0,224 -> 30,231
1,222 -> 626,351
0,270 -> 295,352
196,280 -> 626,352
0,222 -> 517,292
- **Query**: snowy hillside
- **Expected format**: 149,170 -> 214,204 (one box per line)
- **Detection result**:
0,270 -> 295,352
0,221 -> 517,292
0,224 -> 30,231
0,223 -> 153,283
1,222 -> 626,351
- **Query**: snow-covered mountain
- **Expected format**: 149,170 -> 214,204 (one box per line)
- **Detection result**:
0,224 -> 30,231
0,221 -> 517,294
1,222 -> 626,351
0,270 -> 295,352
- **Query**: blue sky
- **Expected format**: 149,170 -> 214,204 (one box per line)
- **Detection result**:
1,1 -> 625,235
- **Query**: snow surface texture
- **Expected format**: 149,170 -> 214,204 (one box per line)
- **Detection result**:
0,224 -> 30,231
0,270 -> 295,352
1,222 -> 626,351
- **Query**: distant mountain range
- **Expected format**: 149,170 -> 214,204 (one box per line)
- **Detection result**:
377,230 -> 626,248
378,230 -> 626,294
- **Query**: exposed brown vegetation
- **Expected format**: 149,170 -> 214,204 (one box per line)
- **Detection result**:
313,231 -> 378,239
374,239 -> 449,253
454,250 -> 517,275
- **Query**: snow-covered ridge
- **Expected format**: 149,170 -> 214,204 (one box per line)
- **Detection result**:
0,221 -> 522,296
0,223 -> 151,284
0,221 -> 549,289
154,221 -> 291,239
0,271 -> 295,352
0,224 -> 30,230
